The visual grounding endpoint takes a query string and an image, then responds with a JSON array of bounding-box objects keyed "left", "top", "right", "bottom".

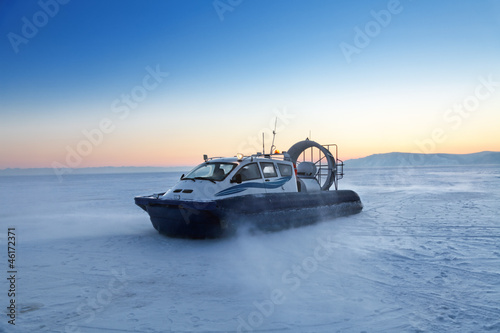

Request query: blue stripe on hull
[{"left": 214, "top": 176, "right": 291, "bottom": 197}]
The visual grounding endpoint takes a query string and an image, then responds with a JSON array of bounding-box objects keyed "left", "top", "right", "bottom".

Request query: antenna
[
  {"left": 262, "top": 132, "right": 265, "bottom": 154},
  {"left": 270, "top": 117, "right": 277, "bottom": 154}
]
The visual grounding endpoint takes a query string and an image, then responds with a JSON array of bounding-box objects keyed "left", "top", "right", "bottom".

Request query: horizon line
[{"left": 2, "top": 150, "right": 499, "bottom": 171}]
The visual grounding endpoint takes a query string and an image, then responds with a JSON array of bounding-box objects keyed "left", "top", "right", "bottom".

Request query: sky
[{"left": 1, "top": 0, "right": 499, "bottom": 169}]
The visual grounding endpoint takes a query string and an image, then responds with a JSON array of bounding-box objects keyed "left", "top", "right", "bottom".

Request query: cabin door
[{"left": 259, "top": 162, "right": 286, "bottom": 194}]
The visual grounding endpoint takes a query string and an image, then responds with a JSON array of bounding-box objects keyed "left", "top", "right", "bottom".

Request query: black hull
[{"left": 135, "top": 190, "right": 363, "bottom": 239}]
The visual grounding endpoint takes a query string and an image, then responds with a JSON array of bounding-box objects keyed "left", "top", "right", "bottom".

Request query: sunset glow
[{"left": 1, "top": 0, "right": 499, "bottom": 170}]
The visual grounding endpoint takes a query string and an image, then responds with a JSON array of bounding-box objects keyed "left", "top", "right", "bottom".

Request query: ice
[{"left": 1, "top": 166, "right": 499, "bottom": 332}]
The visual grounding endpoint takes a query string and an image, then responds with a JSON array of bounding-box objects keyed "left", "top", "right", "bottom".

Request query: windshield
[{"left": 183, "top": 162, "right": 237, "bottom": 181}]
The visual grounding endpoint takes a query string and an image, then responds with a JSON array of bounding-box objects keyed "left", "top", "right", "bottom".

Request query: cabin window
[
  {"left": 236, "top": 163, "right": 262, "bottom": 181},
  {"left": 277, "top": 163, "right": 293, "bottom": 177},
  {"left": 260, "top": 162, "right": 278, "bottom": 178}
]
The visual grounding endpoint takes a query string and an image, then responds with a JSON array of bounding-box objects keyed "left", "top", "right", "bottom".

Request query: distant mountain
[{"left": 345, "top": 151, "right": 500, "bottom": 168}]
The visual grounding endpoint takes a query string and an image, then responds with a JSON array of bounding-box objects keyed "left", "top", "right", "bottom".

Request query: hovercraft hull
[{"left": 135, "top": 190, "right": 362, "bottom": 238}]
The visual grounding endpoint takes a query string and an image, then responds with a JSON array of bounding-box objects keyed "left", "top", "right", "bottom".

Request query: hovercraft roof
[{"left": 206, "top": 152, "right": 292, "bottom": 164}]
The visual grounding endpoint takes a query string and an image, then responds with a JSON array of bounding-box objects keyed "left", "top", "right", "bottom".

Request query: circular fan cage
[{"left": 287, "top": 140, "right": 343, "bottom": 191}]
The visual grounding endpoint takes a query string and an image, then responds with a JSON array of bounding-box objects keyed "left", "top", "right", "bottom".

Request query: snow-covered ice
[{"left": 1, "top": 166, "right": 499, "bottom": 332}]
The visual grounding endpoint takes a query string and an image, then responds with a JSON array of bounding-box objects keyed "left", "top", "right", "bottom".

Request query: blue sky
[{"left": 1, "top": 0, "right": 499, "bottom": 168}]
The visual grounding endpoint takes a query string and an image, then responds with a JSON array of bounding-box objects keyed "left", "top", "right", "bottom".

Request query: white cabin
[{"left": 161, "top": 152, "right": 308, "bottom": 202}]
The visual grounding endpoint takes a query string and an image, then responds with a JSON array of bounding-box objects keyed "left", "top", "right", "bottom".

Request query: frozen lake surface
[{"left": 1, "top": 166, "right": 499, "bottom": 332}]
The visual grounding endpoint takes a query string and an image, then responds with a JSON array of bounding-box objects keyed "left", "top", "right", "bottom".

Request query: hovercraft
[{"left": 135, "top": 139, "right": 362, "bottom": 238}]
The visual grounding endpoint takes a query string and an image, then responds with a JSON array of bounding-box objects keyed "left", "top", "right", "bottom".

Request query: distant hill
[{"left": 345, "top": 151, "right": 500, "bottom": 168}]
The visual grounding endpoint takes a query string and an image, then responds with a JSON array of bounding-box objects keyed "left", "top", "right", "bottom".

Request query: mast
[{"left": 269, "top": 117, "right": 277, "bottom": 154}]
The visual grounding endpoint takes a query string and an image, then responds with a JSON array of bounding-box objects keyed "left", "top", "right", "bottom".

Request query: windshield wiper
[
  {"left": 194, "top": 177, "right": 216, "bottom": 184},
  {"left": 181, "top": 177, "right": 196, "bottom": 182}
]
